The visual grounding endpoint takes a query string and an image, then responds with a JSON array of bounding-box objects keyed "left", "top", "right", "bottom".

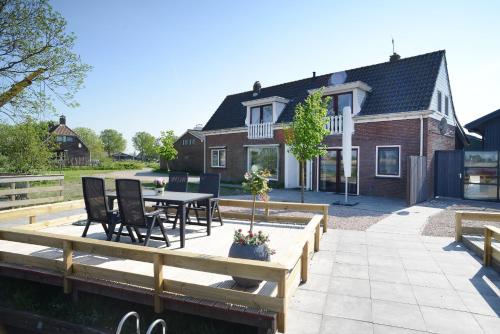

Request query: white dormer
[
  {"left": 308, "top": 81, "right": 372, "bottom": 116},
  {"left": 429, "top": 57, "right": 456, "bottom": 126},
  {"left": 242, "top": 96, "right": 290, "bottom": 126}
]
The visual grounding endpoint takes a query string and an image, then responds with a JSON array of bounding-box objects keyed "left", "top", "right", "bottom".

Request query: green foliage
[
  {"left": 242, "top": 167, "right": 271, "bottom": 232},
  {"left": 99, "top": 129, "right": 126, "bottom": 157},
  {"left": 0, "top": 0, "right": 91, "bottom": 121},
  {"left": 132, "top": 131, "right": 158, "bottom": 161},
  {"left": 157, "top": 130, "right": 177, "bottom": 171},
  {"left": 73, "top": 127, "right": 105, "bottom": 161},
  {"left": 0, "top": 119, "right": 55, "bottom": 173}
]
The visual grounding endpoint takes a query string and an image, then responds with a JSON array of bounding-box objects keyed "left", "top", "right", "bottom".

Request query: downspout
[
  {"left": 420, "top": 115, "right": 424, "bottom": 156},
  {"left": 203, "top": 138, "right": 206, "bottom": 173}
]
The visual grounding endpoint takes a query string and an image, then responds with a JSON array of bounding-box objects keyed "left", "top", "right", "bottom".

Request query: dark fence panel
[
  {"left": 407, "top": 156, "right": 427, "bottom": 206},
  {"left": 434, "top": 150, "right": 463, "bottom": 198}
]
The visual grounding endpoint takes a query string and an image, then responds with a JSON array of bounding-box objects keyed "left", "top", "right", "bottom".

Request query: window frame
[
  {"left": 437, "top": 91, "right": 442, "bottom": 112},
  {"left": 375, "top": 145, "right": 401, "bottom": 178},
  {"left": 325, "top": 92, "right": 353, "bottom": 116},
  {"left": 250, "top": 104, "right": 273, "bottom": 124},
  {"left": 444, "top": 96, "right": 449, "bottom": 116},
  {"left": 211, "top": 148, "right": 226, "bottom": 168},
  {"left": 246, "top": 145, "right": 279, "bottom": 181}
]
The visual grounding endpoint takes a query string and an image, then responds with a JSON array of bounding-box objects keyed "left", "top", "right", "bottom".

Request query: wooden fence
[
  {"left": 0, "top": 199, "right": 328, "bottom": 333},
  {"left": 407, "top": 156, "right": 427, "bottom": 206},
  {"left": 0, "top": 175, "right": 64, "bottom": 210}
]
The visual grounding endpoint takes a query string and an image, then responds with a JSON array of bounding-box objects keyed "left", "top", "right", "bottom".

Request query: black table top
[{"left": 106, "top": 190, "right": 212, "bottom": 204}]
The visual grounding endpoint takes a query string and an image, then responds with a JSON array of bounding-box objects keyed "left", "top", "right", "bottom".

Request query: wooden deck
[{"left": 0, "top": 199, "right": 329, "bottom": 333}]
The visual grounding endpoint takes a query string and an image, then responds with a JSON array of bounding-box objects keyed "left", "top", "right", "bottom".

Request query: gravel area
[{"left": 422, "top": 198, "right": 500, "bottom": 237}]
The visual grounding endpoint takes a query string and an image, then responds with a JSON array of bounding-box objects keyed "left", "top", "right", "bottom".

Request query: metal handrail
[
  {"left": 146, "top": 319, "right": 167, "bottom": 334},
  {"left": 116, "top": 311, "right": 140, "bottom": 334}
]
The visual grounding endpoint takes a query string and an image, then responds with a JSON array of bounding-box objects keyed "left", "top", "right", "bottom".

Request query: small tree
[
  {"left": 99, "top": 129, "right": 126, "bottom": 157},
  {"left": 285, "top": 90, "right": 330, "bottom": 203},
  {"left": 74, "top": 127, "right": 105, "bottom": 161},
  {"left": 242, "top": 167, "right": 271, "bottom": 232},
  {"left": 132, "top": 131, "right": 157, "bottom": 161},
  {"left": 157, "top": 130, "right": 177, "bottom": 171}
]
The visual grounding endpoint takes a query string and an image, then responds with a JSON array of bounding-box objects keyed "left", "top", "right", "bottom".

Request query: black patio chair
[
  {"left": 115, "top": 179, "right": 170, "bottom": 247},
  {"left": 186, "top": 173, "right": 223, "bottom": 227},
  {"left": 153, "top": 172, "right": 189, "bottom": 227},
  {"left": 81, "top": 177, "right": 136, "bottom": 242}
]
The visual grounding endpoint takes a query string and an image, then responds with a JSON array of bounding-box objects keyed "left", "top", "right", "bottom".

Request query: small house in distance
[
  {"left": 465, "top": 108, "right": 500, "bottom": 150},
  {"left": 50, "top": 115, "right": 90, "bottom": 166},
  {"left": 161, "top": 126, "right": 205, "bottom": 173}
]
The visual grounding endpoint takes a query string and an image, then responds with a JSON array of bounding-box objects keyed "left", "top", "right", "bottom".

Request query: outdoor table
[{"left": 106, "top": 190, "right": 213, "bottom": 248}]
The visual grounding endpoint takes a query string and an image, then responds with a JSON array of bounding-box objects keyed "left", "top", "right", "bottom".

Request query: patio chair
[
  {"left": 115, "top": 178, "right": 170, "bottom": 247},
  {"left": 186, "top": 173, "right": 223, "bottom": 227},
  {"left": 81, "top": 177, "right": 136, "bottom": 242},
  {"left": 153, "top": 172, "right": 188, "bottom": 227}
]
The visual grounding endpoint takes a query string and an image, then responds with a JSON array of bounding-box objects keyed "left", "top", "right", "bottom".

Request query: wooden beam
[
  {"left": 322, "top": 205, "right": 329, "bottom": 232},
  {"left": 154, "top": 254, "right": 164, "bottom": 313},
  {"left": 301, "top": 242, "right": 309, "bottom": 283},
  {"left": 0, "top": 174, "right": 63, "bottom": 184},
  {"left": 0, "top": 200, "right": 84, "bottom": 221},
  {"left": 219, "top": 199, "right": 328, "bottom": 212},
  {"left": 221, "top": 211, "right": 310, "bottom": 224},
  {"left": 72, "top": 263, "right": 153, "bottom": 288},
  {"left": 16, "top": 214, "right": 87, "bottom": 231},
  {"left": 0, "top": 251, "right": 63, "bottom": 272},
  {"left": 62, "top": 241, "right": 73, "bottom": 294},
  {"left": 0, "top": 185, "right": 64, "bottom": 197},
  {"left": 276, "top": 272, "right": 287, "bottom": 333},
  {"left": 457, "top": 211, "right": 500, "bottom": 223},
  {"left": 0, "top": 196, "right": 64, "bottom": 210}
]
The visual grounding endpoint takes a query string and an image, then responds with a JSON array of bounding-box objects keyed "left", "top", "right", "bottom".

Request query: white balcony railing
[
  {"left": 326, "top": 115, "right": 343, "bottom": 135},
  {"left": 248, "top": 122, "right": 274, "bottom": 139}
]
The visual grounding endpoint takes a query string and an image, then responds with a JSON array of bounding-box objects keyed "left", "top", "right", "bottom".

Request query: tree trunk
[
  {"left": 300, "top": 161, "right": 305, "bottom": 203},
  {"left": 250, "top": 194, "right": 256, "bottom": 232}
]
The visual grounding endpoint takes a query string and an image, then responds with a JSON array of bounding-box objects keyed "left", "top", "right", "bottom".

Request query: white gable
[{"left": 429, "top": 57, "right": 455, "bottom": 126}]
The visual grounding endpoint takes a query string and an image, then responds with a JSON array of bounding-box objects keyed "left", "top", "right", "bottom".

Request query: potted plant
[
  {"left": 228, "top": 167, "right": 274, "bottom": 288},
  {"left": 153, "top": 178, "right": 166, "bottom": 195}
]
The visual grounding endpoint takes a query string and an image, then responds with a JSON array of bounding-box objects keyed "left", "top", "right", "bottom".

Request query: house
[
  {"left": 465, "top": 108, "right": 500, "bottom": 150},
  {"left": 202, "top": 50, "right": 468, "bottom": 199},
  {"left": 112, "top": 152, "right": 136, "bottom": 161},
  {"left": 50, "top": 115, "right": 90, "bottom": 166},
  {"left": 161, "top": 127, "right": 205, "bottom": 173}
]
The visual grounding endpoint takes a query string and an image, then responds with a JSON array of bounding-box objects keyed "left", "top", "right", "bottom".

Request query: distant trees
[
  {"left": 74, "top": 127, "right": 105, "bottom": 161},
  {"left": 157, "top": 130, "right": 177, "bottom": 171},
  {"left": 100, "top": 129, "right": 126, "bottom": 157},
  {"left": 132, "top": 131, "right": 158, "bottom": 161}
]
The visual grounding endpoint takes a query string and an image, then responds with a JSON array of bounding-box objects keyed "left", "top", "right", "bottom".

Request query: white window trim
[
  {"left": 211, "top": 148, "right": 226, "bottom": 168},
  {"left": 375, "top": 145, "right": 401, "bottom": 178},
  {"left": 247, "top": 146, "right": 279, "bottom": 181}
]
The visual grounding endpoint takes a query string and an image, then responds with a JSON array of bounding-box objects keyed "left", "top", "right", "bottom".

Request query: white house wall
[
  {"left": 429, "top": 57, "right": 456, "bottom": 126},
  {"left": 284, "top": 145, "right": 300, "bottom": 188}
]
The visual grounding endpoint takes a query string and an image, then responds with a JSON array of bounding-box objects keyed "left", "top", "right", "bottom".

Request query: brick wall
[{"left": 161, "top": 132, "right": 204, "bottom": 173}]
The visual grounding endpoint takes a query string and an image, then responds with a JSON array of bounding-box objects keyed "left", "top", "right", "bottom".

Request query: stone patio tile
[
  {"left": 319, "top": 240, "right": 337, "bottom": 252},
  {"left": 367, "top": 245, "right": 400, "bottom": 258},
  {"left": 310, "top": 259, "right": 335, "bottom": 276},
  {"left": 373, "top": 324, "right": 427, "bottom": 334},
  {"left": 289, "top": 289, "right": 327, "bottom": 314},
  {"left": 402, "top": 257, "right": 441, "bottom": 273},
  {"left": 420, "top": 306, "right": 483, "bottom": 334},
  {"left": 473, "top": 314, "right": 500, "bottom": 334},
  {"left": 394, "top": 241, "right": 427, "bottom": 250},
  {"left": 370, "top": 281, "right": 416, "bottom": 304},
  {"left": 299, "top": 273, "right": 330, "bottom": 293},
  {"left": 329, "top": 276, "right": 371, "bottom": 298},
  {"left": 446, "top": 274, "right": 500, "bottom": 296},
  {"left": 332, "top": 263, "right": 369, "bottom": 280},
  {"left": 369, "top": 266, "right": 409, "bottom": 284},
  {"left": 412, "top": 285, "right": 467, "bottom": 311},
  {"left": 337, "top": 242, "right": 368, "bottom": 255},
  {"left": 371, "top": 300, "right": 426, "bottom": 331},
  {"left": 323, "top": 294, "right": 372, "bottom": 322},
  {"left": 368, "top": 255, "right": 404, "bottom": 268},
  {"left": 458, "top": 291, "right": 500, "bottom": 316},
  {"left": 406, "top": 270, "right": 453, "bottom": 290},
  {"left": 438, "top": 262, "right": 482, "bottom": 276},
  {"left": 320, "top": 316, "right": 373, "bottom": 334},
  {"left": 313, "top": 250, "right": 336, "bottom": 262},
  {"left": 335, "top": 251, "right": 368, "bottom": 266},
  {"left": 397, "top": 248, "right": 431, "bottom": 259},
  {"left": 286, "top": 309, "right": 322, "bottom": 334}
]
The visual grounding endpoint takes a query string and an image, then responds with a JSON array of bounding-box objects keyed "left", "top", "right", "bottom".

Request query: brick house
[
  {"left": 202, "top": 50, "right": 467, "bottom": 199},
  {"left": 50, "top": 115, "right": 90, "bottom": 166},
  {"left": 161, "top": 128, "right": 205, "bottom": 173}
]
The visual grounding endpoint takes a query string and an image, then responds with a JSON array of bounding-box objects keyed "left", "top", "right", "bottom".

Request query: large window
[
  {"left": 326, "top": 92, "right": 353, "bottom": 116},
  {"left": 464, "top": 151, "right": 498, "bottom": 200},
  {"left": 247, "top": 146, "right": 279, "bottom": 180},
  {"left": 376, "top": 146, "right": 401, "bottom": 177},
  {"left": 56, "top": 135, "right": 74, "bottom": 143},
  {"left": 211, "top": 149, "right": 226, "bottom": 168},
  {"left": 250, "top": 105, "right": 273, "bottom": 124}
]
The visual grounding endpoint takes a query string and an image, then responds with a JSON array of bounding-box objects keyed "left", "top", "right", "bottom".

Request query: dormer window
[
  {"left": 326, "top": 92, "right": 353, "bottom": 116},
  {"left": 250, "top": 104, "right": 273, "bottom": 124}
]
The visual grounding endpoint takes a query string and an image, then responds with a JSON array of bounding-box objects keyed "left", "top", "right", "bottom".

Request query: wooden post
[
  {"left": 10, "top": 182, "right": 15, "bottom": 202},
  {"left": 62, "top": 241, "right": 73, "bottom": 294},
  {"left": 277, "top": 273, "right": 287, "bottom": 333},
  {"left": 455, "top": 212, "right": 463, "bottom": 242},
  {"left": 301, "top": 242, "right": 309, "bottom": 283},
  {"left": 153, "top": 254, "right": 164, "bottom": 313},
  {"left": 59, "top": 177, "right": 64, "bottom": 198},
  {"left": 29, "top": 216, "right": 36, "bottom": 224},
  {"left": 322, "top": 205, "right": 328, "bottom": 232},
  {"left": 314, "top": 224, "right": 320, "bottom": 252},
  {"left": 484, "top": 228, "right": 492, "bottom": 266}
]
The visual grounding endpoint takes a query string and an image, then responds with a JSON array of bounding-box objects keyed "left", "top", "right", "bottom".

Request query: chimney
[
  {"left": 312, "top": 71, "right": 316, "bottom": 80},
  {"left": 59, "top": 115, "right": 66, "bottom": 125},
  {"left": 389, "top": 52, "right": 401, "bottom": 62},
  {"left": 252, "top": 81, "right": 261, "bottom": 97}
]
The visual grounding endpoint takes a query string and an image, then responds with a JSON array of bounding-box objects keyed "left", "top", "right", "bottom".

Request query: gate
[
  {"left": 435, "top": 150, "right": 463, "bottom": 198},
  {"left": 407, "top": 156, "right": 427, "bottom": 206}
]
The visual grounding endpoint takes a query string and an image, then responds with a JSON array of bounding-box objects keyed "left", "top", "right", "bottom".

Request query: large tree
[
  {"left": 285, "top": 90, "right": 330, "bottom": 203},
  {"left": 73, "top": 127, "right": 105, "bottom": 161},
  {"left": 0, "top": 0, "right": 91, "bottom": 121},
  {"left": 132, "top": 131, "right": 158, "bottom": 161},
  {"left": 99, "top": 129, "right": 126, "bottom": 157},
  {"left": 157, "top": 130, "right": 177, "bottom": 171}
]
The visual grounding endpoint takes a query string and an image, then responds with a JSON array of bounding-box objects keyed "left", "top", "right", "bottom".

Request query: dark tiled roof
[
  {"left": 203, "top": 50, "right": 445, "bottom": 131},
  {"left": 50, "top": 124, "right": 79, "bottom": 137},
  {"left": 465, "top": 108, "right": 500, "bottom": 134}
]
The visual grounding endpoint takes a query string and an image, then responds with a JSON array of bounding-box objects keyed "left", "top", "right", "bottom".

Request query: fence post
[
  {"left": 277, "top": 272, "right": 287, "bottom": 333},
  {"left": 62, "top": 241, "right": 73, "bottom": 294},
  {"left": 455, "top": 212, "right": 463, "bottom": 242},
  {"left": 59, "top": 176, "right": 64, "bottom": 198},
  {"left": 314, "top": 224, "right": 320, "bottom": 252},
  {"left": 301, "top": 242, "right": 309, "bottom": 283},
  {"left": 153, "top": 254, "right": 164, "bottom": 313},
  {"left": 29, "top": 216, "right": 36, "bottom": 224},
  {"left": 484, "top": 228, "right": 492, "bottom": 266},
  {"left": 322, "top": 205, "right": 328, "bottom": 232},
  {"left": 10, "top": 182, "right": 15, "bottom": 202}
]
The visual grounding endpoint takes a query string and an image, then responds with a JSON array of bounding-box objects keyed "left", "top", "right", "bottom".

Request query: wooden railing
[
  {"left": 484, "top": 225, "right": 500, "bottom": 266},
  {"left": 0, "top": 199, "right": 326, "bottom": 333},
  {"left": 0, "top": 175, "right": 64, "bottom": 210},
  {"left": 248, "top": 122, "right": 274, "bottom": 139},
  {"left": 0, "top": 199, "right": 83, "bottom": 225},
  {"left": 325, "top": 115, "right": 343, "bottom": 135}
]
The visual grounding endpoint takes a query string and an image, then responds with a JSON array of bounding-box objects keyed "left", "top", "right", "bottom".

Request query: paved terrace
[{"left": 288, "top": 204, "right": 500, "bottom": 334}]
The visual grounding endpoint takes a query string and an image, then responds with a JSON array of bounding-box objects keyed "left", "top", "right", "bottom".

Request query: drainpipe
[
  {"left": 203, "top": 139, "right": 206, "bottom": 173},
  {"left": 420, "top": 115, "right": 424, "bottom": 156}
]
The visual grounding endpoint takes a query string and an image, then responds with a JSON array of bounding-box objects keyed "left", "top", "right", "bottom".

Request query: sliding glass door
[
  {"left": 319, "top": 148, "right": 358, "bottom": 194},
  {"left": 463, "top": 151, "right": 499, "bottom": 201}
]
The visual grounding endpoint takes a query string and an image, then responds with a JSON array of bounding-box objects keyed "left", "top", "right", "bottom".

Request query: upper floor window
[
  {"left": 182, "top": 138, "right": 196, "bottom": 146},
  {"left": 326, "top": 92, "right": 353, "bottom": 116},
  {"left": 56, "top": 135, "right": 74, "bottom": 143},
  {"left": 444, "top": 96, "right": 449, "bottom": 116},
  {"left": 437, "top": 91, "right": 442, "bottom": 112},
  {"left": 250, "top": 104, "right": 273, "bottom": 124}
]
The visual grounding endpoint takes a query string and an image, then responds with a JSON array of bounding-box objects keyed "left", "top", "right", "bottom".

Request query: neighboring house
[
  {"left": 203, "top": 50, "right": 468, "bottom": 199},
  {"left": 50, "top": 115, "right": 90, "bottom": 166},
  {"left": 112, "top": 152, "right": 136, "bottom": 161},
  {"left": 465, "top": 108, "right": 500, "bottom": 150},
  {"left": 161, "top": 128, "right": 205, "bottom": 173}
]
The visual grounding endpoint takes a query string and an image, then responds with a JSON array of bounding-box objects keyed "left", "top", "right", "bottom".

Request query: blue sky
[{"left": 51, "top": 0, "right": 500, "bottom": 153}]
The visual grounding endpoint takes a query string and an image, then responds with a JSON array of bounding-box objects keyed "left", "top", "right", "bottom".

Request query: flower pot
[
  {"left": 155, "top": 188, "right": 164, "bottom": 195},
  {"left": 228, "top": 243, "right": 271, "bottom": 288}
]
